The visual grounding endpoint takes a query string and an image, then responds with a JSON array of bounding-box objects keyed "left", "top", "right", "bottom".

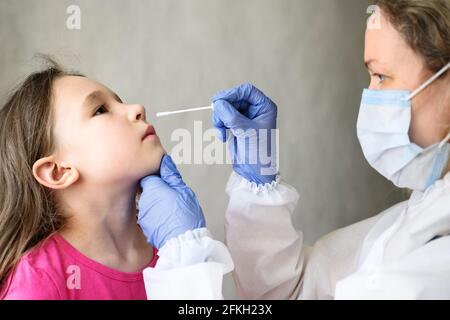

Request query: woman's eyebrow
[
  {"left": 364, "top": 59, "right": 379, "bottom": 71},
  {"left": 364, "top": 59, "right": 391, "bottom": 74}
]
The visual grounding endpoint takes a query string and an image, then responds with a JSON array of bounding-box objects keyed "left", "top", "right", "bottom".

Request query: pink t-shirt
[{"left": 0, "top": 233, "right": 158, "bottom": 300}]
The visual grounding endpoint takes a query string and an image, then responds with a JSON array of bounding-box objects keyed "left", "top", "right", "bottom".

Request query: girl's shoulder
[{"left": 0, "top": 234, "right": 67, "bottom": 300}]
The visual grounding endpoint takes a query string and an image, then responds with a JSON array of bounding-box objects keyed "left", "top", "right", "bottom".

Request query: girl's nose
[{"left": 129, "top": 104, "right": 146, "bottom": 122}]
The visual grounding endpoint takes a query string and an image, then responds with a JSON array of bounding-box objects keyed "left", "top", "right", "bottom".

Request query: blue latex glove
[
  {"left": 212, "top": 83, "right": 278, "bottom": 185},
  {"left": 138, "top": 154, "right": 206, "bottom": 249}
]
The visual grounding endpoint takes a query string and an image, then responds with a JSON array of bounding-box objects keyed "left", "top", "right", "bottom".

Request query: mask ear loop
[
  {"left": 439, "top": 132, "right": 450, "bottom": 149},
  {"left": 402, "top": 62, "right": 450, "bottom": 101}
]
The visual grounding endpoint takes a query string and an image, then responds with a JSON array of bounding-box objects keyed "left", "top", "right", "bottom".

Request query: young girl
[{"left": 0, "top": 58, "right": 166, "bottom": 299}]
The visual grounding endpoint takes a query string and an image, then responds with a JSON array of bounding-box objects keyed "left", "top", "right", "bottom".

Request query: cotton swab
[{"left": 156, "top": 105, "right": 213, "bottom": 118}]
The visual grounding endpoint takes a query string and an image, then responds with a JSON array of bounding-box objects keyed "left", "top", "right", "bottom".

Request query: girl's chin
[
  {"left": 155, "top": 147, "right": 166, "bottom": 167},
  {"left": 142, "top": 152, "right": 165, "bottom": 177}
]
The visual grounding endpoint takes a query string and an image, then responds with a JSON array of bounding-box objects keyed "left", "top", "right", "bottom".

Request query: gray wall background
[{"left": 0, "top": 0, "right": 408, "bottom": 299}]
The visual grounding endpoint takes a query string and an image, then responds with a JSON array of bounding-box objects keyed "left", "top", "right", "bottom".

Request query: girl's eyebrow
[
  {"left": 112, "top": 92, "right": 123, "bottom": 103},
  {"left": 82, "top": 90, "right": 122, "bottom": 108},
  {"left": 82, "top": 91, "right": 101, "bottom": 108}
]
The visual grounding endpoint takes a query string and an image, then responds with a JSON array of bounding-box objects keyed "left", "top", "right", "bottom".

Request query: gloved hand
[
  {"left": 212, "top": 83, "right": 279, "bottom": 185},
  {"left": 138, "top": 154, "right": 206, "bottom": 249}
]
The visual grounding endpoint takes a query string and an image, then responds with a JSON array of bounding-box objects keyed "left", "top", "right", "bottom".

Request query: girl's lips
[{"left": 142, "top": 125, "right": 157, "bottom": 140}]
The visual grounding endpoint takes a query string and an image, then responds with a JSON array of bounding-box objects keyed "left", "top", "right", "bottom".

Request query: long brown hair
[{"left": 0, "top": 57, "right": 82, "bottom": 285}]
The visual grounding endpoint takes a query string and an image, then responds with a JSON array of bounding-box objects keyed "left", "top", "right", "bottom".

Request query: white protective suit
[
  {"left": 225, "top": 171, "right": 450, "bottom": 299},
  {"left": 142, "top": 171, "right": 450, "bottom": 300}
]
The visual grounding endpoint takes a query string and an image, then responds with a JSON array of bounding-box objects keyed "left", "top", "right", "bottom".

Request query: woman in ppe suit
[
  {"left": 211, "top": 0, "right": 450, "bottom": 299},
  {"left": 137, "top": 0, "right": 450, "bottom": 300}
]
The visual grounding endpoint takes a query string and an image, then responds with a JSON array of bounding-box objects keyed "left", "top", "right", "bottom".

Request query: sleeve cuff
[
  {"left": 154, "top": 228, "right": 234, "bottom": 273},
  {"left": 225, "top": 171, "right": 300, "bottom": 207},
  {"left": 142, "top": 228, "right": 234, "bottom": 300}
]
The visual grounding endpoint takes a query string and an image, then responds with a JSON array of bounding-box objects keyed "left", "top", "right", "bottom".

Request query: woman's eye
[
  {"left": 374, "top": 73, "right": 386, "bottom": 84},
  {"left": 93, "top": 105, "right": 108, "bottom": 116}
]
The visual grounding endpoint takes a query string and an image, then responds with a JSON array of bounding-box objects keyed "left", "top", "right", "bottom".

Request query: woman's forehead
[{"left": 364, "top": 16, "right": 421, "bottom": 73}]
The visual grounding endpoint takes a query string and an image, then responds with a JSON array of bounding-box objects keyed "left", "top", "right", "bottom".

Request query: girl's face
[
  {"left": 364, "top": 11, "right": 450, "bottom": 148},
  {"left": 51, "top": 76, "right": 165, "bottom": 186}
]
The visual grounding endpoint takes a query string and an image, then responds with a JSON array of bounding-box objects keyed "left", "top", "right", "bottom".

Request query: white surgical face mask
[{"left": 357, "top": 62, "right": 450, "bottom": 191}]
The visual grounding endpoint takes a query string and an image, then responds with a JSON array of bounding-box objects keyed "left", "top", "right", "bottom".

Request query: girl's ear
[{"left": 32, "top": 156, "right": 79, "bottom": 190}]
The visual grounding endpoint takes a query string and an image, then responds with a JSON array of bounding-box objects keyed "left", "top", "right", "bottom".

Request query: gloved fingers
[
  {"left": 177, "top": 189, "right": 207, "bottom": 229},
  {"left": 139, "top": 175, "right": 166, "bottom": 190},
  {"left": 159, "top": 154, "right": 186, "bottom": 189},
  {"left": 212, "top": 83, "right": 265, "bottom": 104},
  {"left": 138, "top": 176, "right": 170, "bottom": 213},
  {"left": 144, "top": 210, "right": 175, "bottom": 249},
  {"left": 212, "top": 99, "right": 250, "bottom": 132},
  {"left": 212, "top": 110, "right": 228, "bottom": 142},
  {"left": 213, "top": 83, "right": 275, "bottom": 120}
]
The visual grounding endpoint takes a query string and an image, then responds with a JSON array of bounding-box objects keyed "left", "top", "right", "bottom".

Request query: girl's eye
[{"left": 93, "top": 105, "right": 108, "bottom": 116}]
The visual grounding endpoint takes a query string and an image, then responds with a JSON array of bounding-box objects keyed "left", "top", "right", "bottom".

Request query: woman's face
[
  {"left": 51, "top": 76, "right": 165, "bottom": 186},
  {"left": 364, "top": 10, "right": 450, "bottom": 148}
]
